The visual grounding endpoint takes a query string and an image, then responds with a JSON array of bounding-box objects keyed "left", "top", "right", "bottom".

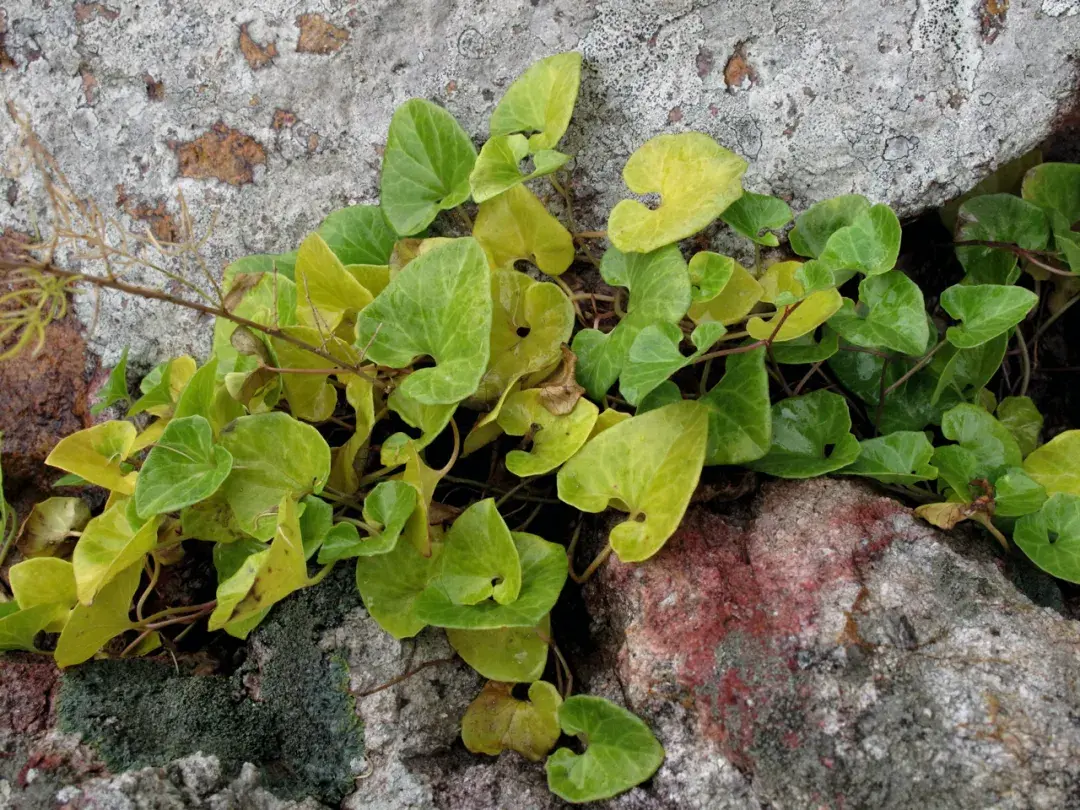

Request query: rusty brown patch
[
  {"left": 73, "top": 2, "right": 119, "bottom": 23},
  {"left": 668, "top": 106, "right": 684, "bottom": 124},
  {"left": 0, "top": 10, "right": 15, "bottom": 72},
  {"left": 295, "top": 13, "right": 349, "bottom": 55},
  {"left": 724, "top": 42, "right": 758, "bottom": 91},
  {"left": 239, "top": 22, "right": 277, "bottom": 70},
  {"left": 0, "top": 656, "right": 59, "bottom": 736},
  {"left": 114, "top": 184, "right": 179, "bottom": 243},
  {"left": 170, "top": 121, "right": 267, "bottom": 186},
  {"left": 144, "top": 73, "right": 164, "bottom": 101},
  {"left": 696, "top": 46, "right": 714, "bottom": 79},
  {"left": 78, "top": 65, "right": 98, "bottom": 106},
  {"left": 271, "top": 108, "right": 297, "bottom": 129},
  {"left": 979, "top": 0, "right": 1008, "bottom": 44}
]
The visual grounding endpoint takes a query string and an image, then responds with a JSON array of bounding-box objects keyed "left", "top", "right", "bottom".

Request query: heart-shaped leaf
[
  {"left": 687, "top": 252, "right": 734, "bottom": 303},
  {"left": 0, "top": 603, "right": 70, "bottom": 653},
  {"left": 814, "top": 203, "right": 901, "bottom": 277},
  {"left": 129, "top": 356, "right": 197, "bottom": 418},
  {"left": 473, "top": 184, "right": 575, "bottom": 278},
  {"left": 489, "top": 52, "right": 582, "bottom": 152},
  {"left": 9, "top": 557, "right": 77, "bottom": 632},
  {"left": 789, "top": 195, "right": 871, "bottom": 258},
  {"left": 355, "top": 530, "right": 443, "bottom": 639},
  {"left": 546, "top": 696, "right": 664, "bottom": 803},
  {"left": 996, "top": 396, "right": 1043, "bottom": 457},
  {"left": 316, "top": 204, "right": 396, "bottom": 266},
  {"left": 91, "top": 346, "right": 130, "bottom": 415},
  {"left": 955, "top": 194, "right": 1049, "bottom": 284},
  {"left": 134, "top": 416, "right": 233, "bottom": 518},
  {"left": 463, "top": 680, "right": 562, "bottom": 762},
  {"left": 45, "top": 421, "right": 138, "bottom": 495},
  {"left": 930, "top": 334, "right": 1007, "bottom": 406},
  {"left": 747, "top": 390, "right": 861, "bottom": 478},
  {"left": 608, "top": 133, "right": 747, "bottom": 253},
  {"left": 636, "top": 381, "right": 682, "bottom": 413},
  {"left": 770, "top": 328, "right": 839, "bottom": 364},
  {"left": 379, "top": 99, "right": 477, "bottom": 236},
  {"left": 700, "top": 347, "right": 771, "bottom": 466},
  {"left": 356, "top": 238, "right": 492, "bottom": 405},
  {"left": 497, "top": 389, "right": 599, "bottom": 477},
  {"left": 827, "top": 271, "right": 929, "bottom": 355},
  {"left": 472, "top": 267, "right": 574, "bottom": 404},
  {"left": 940, "top": 284, "right": 1038, "bottom": 348},
  {"left": 16, "top": 497, "right": 90, "bottom": 558},
  {"left": 414, "top": 531, "right": 566, "bottom": 629},
  {"left": 427, "top": 498, "right": 521, "bottom": 606},
  {"left": 932, "top": 404, "right": 1022, "bottom": 499},
  {"left": 618, "top": 322, "right": 723, "bottom": 407},
  {"left": 993, "top": 467, "right": 1047, "bottom": 518},
  {"left": 73, "top": 504, "right": 161, "bottom": 605},
  {"left": 470, "top": 134, "right": 570, "bottom": 202},
  {"left": 380, "top": 388, "right": 456, "bottom": 466},
  {"left": 294, "top": 232, "right": 374, "bottom": 332},
  {"left": 1024, "top": 430, "right": 1080, "bottom": 496},
  {"left": 271, "top": 328, "right": 362, "bottom": 423},
  {"left": 1022, "top": 163, "right": 1080, "bottom": 229},
  {"left": 721, "top": 191, "right": 792, "bottom": 247},
  {"left": 841, "top": 432, "right": 937, "bottom": 485},
  {"left": 219, "top": 412, "right": 331, "bottom": 539},
  {"left": 208, "top": 496, "right": 309, "bottom": 632},
  {"left": 688, "top": 261, "right": 763, "bottom": 326},
  {"left": 1014, "top": 493, "right": 1080, "bottom": 583},
  {"left": 446, "top": 615, "right": 550, "bottom": 683},
  {"left": 396, "top": 439, "right": 446, "bottom": 557},
  {"left": 557, "top": 400, "right": 707, "bottom": 562},
  {"left": 173, "top": 358, "right": 244, "bottom": 435},
  {"left": 746, "top": 262, "right": 842, "bottom": 343},
  {"left": 317, "top": 480, "right": 418, "bottom": 562},
  {"left": 55, "top": 561, "right": 140, "bottom": 667}
]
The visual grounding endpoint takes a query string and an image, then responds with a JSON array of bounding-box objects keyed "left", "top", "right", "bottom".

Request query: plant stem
[
  {"left": 569, "top": 543, "right": 612, "bottom": 585},
  {"left": 357, "top": 655, "right": 459, "bottom": 698},
  {"left": 882, "top": 338, "right": 947, "bottom": 398},
  {"left": 1015, "top": 328, "right": 1032, "bottom": 397},
  {"left": 1034, "top": 293, "right": 1080, "bottom": 341}
]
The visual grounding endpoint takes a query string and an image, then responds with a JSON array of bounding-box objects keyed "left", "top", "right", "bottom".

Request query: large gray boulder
[{"left": 0, "top": 0, "right": 1078, "bottom": 365}]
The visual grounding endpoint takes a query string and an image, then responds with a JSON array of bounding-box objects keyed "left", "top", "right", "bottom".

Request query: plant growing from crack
[{"left": 3, "top": 51, "right": 1080, "bottom": 804}]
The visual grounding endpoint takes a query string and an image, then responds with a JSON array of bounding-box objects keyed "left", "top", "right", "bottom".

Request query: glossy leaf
[
  {"left": 955, "top": 194, "right": 1049, "bottom": 284},
  {"left": 688, "top": 252, "right": 734, "bottom": 303},
  {"left": 993, "top": 467, "right": 1047, "bottom": 518},
  {"left": 688, "top": 261, "right": 763, "bottom": 326},
  {"left": 173, "top": 357, "right": 243, "bottom": 434},
  {"left": 298, "top": 495, "right": 333, "bottom": 560},
  {"left": 546, "top": 696, "right": 664, "bottom": 804},
  {"left": 470, "top": 134, "right": 570, "bottom": 202},
  {"left": 381, "top": 388, "right": 456, "bottom": 466},
  {"left": 316, "top": 204, "right": 396, "bottom": 266},
  {"left": 940, "top": 284, "right": 1038, "bottom": 348},
  {"left": 497, "top": 389, "right": 599, "bottom": 476},
  {"left": 473, "top": 184, "right": 575, "bottom": 278},
  {"left": 996, "top": 396, "right": 1043, "bottom": 457},
  {"left": 208, "top": 496, "right": 309, "bottom": 632},
  {"left": 589, "top": 408, "right": 631, "bottom": 438},
  {"left": 219, "top": 412, "right": 331, "bottom": 539},
  {"left": 329, "top": 373, "right": 376, "bottom": 494},
  {"left": 91, "top": 346, "right": 130, "bottom": 415},
  {"left": 700, "top": 347, "right": 771, "bottom": 466},
  {"left": 10, "top": 557, "right": 77, "bottom": 631},
  {"left": 355, "top": 530, "right": 442, "bottom": 639},
  {"left": 747, "top": 282, "right": 843, "bottom": 344},
  {"left": 490, "top": 51, "right": 582, "bottom": 151},
  {"left": 1024, "top": 431, "right": 1080, "bottom": 496},
  {"left": 933, "top": 404, "right": 1022, "bottom": 498},
  {"left": 356, "top": 238, "right": 491, "bottom": 405},
  {"left": 721, "top": 191, "right": 792, "bottom": 247},
  {"left": 841, "top": 432, "right": 937, "bottom": 485},
  {"left": 73, "top": 505, "right": 160, "bottom": 605},
  {"left": 463, "top": 680, "right": 562, "bottom": 762},
  {"left": 609, "top": 133, "right": 747, "bottom": 253},
  {"left": 557, "top": 401, "right": 707, "bottom": 562},
  {"left": 828, "top": 271, "right": 929, "bottom": 355},
  {"left": 45, "top": 421, "right": 138, "bottom": 495},
  {"left": 1022, "top": 163, "right": 1080, "bottom": 229},
  {"left": 317, "top": 480, "right": 417, "bottom": 562},
  {"left": 1014, "top": 493, "right": 1080, "bottom": 583},
  {"left": 17, "top": 497, "right": 90, "bottom": 558},
  {"left": 447, "top": 615, "right": 550, "bottom": 683},
  {"left": 474, "top": 267, "right": 574, "bottom": 404},
  {"left": 134, "top": 416, "right": 233, "bottom": 518},
  {"left": 380, "top": 99, "right": 477, "bottom": 236},
  {"left": 55, "top": 562, "right": 140, "bottom": 667},
  {"left": 414, "top": 531, "right": 566, "bottom": 629},
  {"left": 294, "top": 232, "right": 373, "bottom": 332},
  {"left": 747, "top": 390, "right": 861, "bottom": 478},
  {"left": 213, "top": 272, "right": 296, "bottom": 380}
]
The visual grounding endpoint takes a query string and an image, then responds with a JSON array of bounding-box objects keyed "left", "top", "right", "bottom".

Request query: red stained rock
[{"left": 0, "top": 655, "right": 59, "bottom": 735}]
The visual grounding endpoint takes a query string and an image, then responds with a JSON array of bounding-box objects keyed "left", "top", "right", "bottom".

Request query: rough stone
[
  {"left": 578, "top": 478, "right": 1080, "bottom": 809},
  {"left": 0, "top": 1, "right": 1075, "bottom": 366}
]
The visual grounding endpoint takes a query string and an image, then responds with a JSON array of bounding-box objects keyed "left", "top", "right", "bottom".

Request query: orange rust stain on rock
[
  {"left": 73, "top": 2, "right": 120, "bottom": 23},
  {"left": 171, "top": 122, "right": 266, "bottom": 186},
  {"left": 115, "top": 184, "right": 179, "bottom": 243},
  {"left": 980, "top": 0, "right": 1008, "bottom": 43},
  {"left": 0, "top": 10, "right": 16, "bottom": 71},
  {"left": 295, "top": 13, "right": 349, "bottom": 55},
  {"left": 724, "top": 42, "right": 758, "bottom": 91},
  {"left": 239, "top": 22, "right": 278, "bottom": 70}
]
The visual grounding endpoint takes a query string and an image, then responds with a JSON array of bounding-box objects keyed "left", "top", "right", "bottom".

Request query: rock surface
[{"left": 0, "top": 0, "right": 1077, "bottom": 365}]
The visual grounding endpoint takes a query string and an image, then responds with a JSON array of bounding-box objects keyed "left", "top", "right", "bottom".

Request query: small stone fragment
[{"left": 143, "top": 73, "right": 164, "bottom": 101}]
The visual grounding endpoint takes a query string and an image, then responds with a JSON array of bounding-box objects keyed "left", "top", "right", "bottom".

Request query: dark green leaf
[
  {"left": 747, "top": 390, "right": 861, "bottom": 478},
  {"left": 940, "top": 284, "right": 1038, "bottom": 348},
  {"left": 1014, "top": 493, "right": 1080, "bottom": 583},
  {"left": 721, "top": 191, "right": 792, "bottom": 247},
  {"left": 701, "top": 347, "right": 771, "bottom": 466}
]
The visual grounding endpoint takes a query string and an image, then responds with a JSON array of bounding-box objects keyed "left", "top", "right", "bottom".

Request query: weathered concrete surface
[{"left": 0, "top": 1, "right": 1077, "bottom": 366}]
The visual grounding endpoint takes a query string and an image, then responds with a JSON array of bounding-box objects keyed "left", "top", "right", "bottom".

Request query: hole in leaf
[
  {"left": 1047, "top": 531, "right": 1059, "bottom": 545},
  {"left": 633, "top": 512, "right": 647, "bottom": 523},
  {"left": 822, "top": 443, "right": 835, "bottom": 457},
  {"left": 637, "top": 191, "right": 662, "bottom": 211},
  {"left": 516, "top": 325, "right": 531, "bottom": 338}
]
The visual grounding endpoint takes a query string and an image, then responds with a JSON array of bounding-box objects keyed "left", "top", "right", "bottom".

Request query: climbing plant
[{"left": 2, "top": 52, "right": 1080, "bottom": 804}]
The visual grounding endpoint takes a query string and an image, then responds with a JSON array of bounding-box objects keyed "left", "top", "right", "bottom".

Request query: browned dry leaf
[{"left": 537, "top": 345, "right": 585, "bottom": 416}]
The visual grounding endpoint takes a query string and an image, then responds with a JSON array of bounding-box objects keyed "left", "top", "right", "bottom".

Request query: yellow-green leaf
[
  {"left": 294, "top": 232, "right": 374, "bottom": 332},
  {"left": 129, "top": 356, "right": 197, "bottom": 418},
  {"left": 489, "top": 52, "right": 582, "bottom": 152},
  {"left": 355, "top": 533, "right": 443, "bottom": 639},
  {"left": 432, "top": 499, "right": 521, "bottom": 606},
  {"left": 462, "top": 680, "right": 562, "bottom": 762},
  {"left": 271, "top": 328, "right": 362, "bottom": 423},
  {"left": 1024, "top": 430, "right": 1080, "bottom": 496},
  {"left": 45, "top": 421, "right": 138, "bottom": 495},
  {"left": 497, "top": 389, "right": 598, "bottom": 477},
  {"left": 688, "top": 261, "right": 763, "bottom": 326},
  {"left": 608, "top": 133, "right": 747, "bottom": 254},
  {"left": 9, "top": 557, "right": 77, "bottom": 632},
  {"left": 557, "top": 400, "right": 707, "bottom": 562},
  {"left": 16, "top": 496, "right": 90, "bottom": 558},
  {"left": 73, "top": 504, "right": 161, "bottom": 605},
  {"left": 473, "top": 184, "right": 575, "bottom": 278},
  {"left": 55, "top": 561, "right": 140, "bottom": 667},
  {"left": 446, "top": 615, "right": 550, "bottom": 683},
  {"left": 470, "top": 134, "right": 571, "bottom": 203}
]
